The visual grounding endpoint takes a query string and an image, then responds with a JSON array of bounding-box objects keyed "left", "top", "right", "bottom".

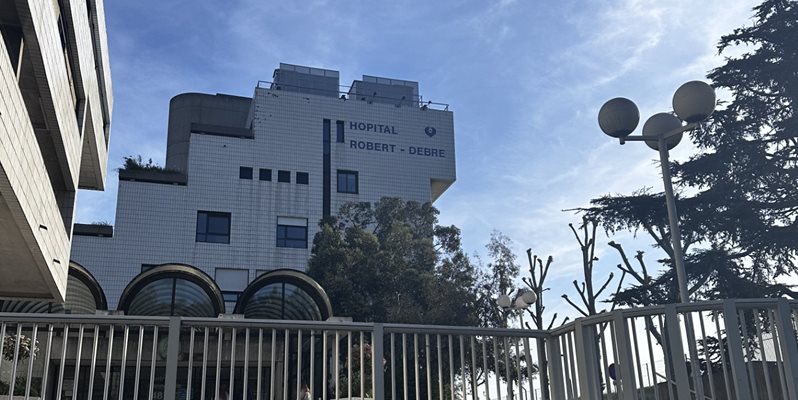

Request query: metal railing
[
  {"left": 547, "top": 299, "right": 798, "bottom": 400},
  {"left": 254, "top": 80, "right": 451, "bottom": 111},
  {"left": 0, "top": 299, "right": 796, "bottom": 400}
]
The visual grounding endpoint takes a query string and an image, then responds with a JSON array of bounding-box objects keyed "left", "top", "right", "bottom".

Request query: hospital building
[{"left": 64, "top": 63, "right": 456, "bottom": 317}]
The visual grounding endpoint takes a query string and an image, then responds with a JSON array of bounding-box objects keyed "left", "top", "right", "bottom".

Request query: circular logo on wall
[{"left": 424, "top": 127, "right": 437, "bottom": 137}]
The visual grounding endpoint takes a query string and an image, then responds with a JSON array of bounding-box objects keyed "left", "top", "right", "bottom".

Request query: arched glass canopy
[
  {"left": 118, "top": 263, "right": 224, "bottom": 317},
  {"left": 0, "top": 261, "right": 108, "bottom": 314},
  {"left": 234, "top": 269, "right": 333, "bottom": 321}
]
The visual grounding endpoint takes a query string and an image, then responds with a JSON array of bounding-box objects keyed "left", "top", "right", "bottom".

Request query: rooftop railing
[
  {"left": 0, "top": 298, "right": 796, "bottom": 400},
  {"left": 255, "top": 80, "right": 450, "bottom": 111}
]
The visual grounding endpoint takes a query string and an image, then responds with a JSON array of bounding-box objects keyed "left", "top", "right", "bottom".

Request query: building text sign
[{"left": 347, "top": 120, "right": 446, "bottom": 158}]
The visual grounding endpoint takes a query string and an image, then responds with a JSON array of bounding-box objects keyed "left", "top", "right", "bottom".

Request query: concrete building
[
  {"left": 0, "top": 0, "right": 113, "bottom": 301},
  {"left": 71, "top": 63, "right": 455, "bottom": 313}
]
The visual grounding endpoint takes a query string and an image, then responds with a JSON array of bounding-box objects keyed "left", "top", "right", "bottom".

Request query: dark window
[
  {"left": 239, "top": 166, "right": 253, "bottom": 179},
  {"left": 196, "top": 211, "right": 231, "bottom": 244},
  {"left": 259, "top": 168, "right": 272, "bottom": 181},
  {"left": 296, "top": 172, "right": 309, "bottom": 185},
  {"left": 336, "top": 120, "right": 345, "bottom": 143},
  {"left": 276, "top": 225, "right": 308, "bottom": 248},
  {"left": 337, "top": 170, "right": 358, "bottom": 194},
  {"left": 222, "top": 291, "right": 240, "bottom": 303},
  {"left": 323, "top": 120, "right": 331, "bottom": 217},
  {"left": 141, "top": 264, "right": 158, "bottom": 273},
  {"left": 278, "top": 170, "right": 291, "bottom": 183}
]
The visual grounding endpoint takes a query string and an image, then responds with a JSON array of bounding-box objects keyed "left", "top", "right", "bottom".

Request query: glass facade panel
[
  {"left": 173, "top": 279, "right": 217, "bottom": 317},
  {"left": 126, "top": 277, "right": 218, "bottom": 317},
  {"left": 63, "top": 274, "right": 99, "bottom": 314},
  {"left": 0, "top": 299, "right": 55, "bottom": 313},
  {"left": 283, "top": 283, "right": 322, "bottom": 320},
  {"left": 0, "top": 268, "right": 103, "bottom": 314},
  {"left": 241, "top": 282, "right": 322, "bottom": 320},
  {"left": 126, "top": 278, "right": 174, "bottom": 316}
]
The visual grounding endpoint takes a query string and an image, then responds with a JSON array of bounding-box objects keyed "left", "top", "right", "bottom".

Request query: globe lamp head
[
  {"left": 521, "top": 290, "right": 537, "bottom": 305},
  {"left": 514, "top": 296, "right": 529, "bottom": 309},
  {"left": 642, "top": 113, "right": 683, "bottom": 151},
  {"left": 672, "top": 81, "right": 716, "bottom": 123},
  {"left": 598, "top": 97, "right": 640, "bottom": 138},
  {"left": 497, "top": 294, "right": 512, "bottom": 309}
]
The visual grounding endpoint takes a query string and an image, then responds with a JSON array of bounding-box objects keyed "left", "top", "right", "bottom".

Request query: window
[
  {"left": 336, "top": 120, "right": 345, "bottom": 143},
  {"left": 296, "top": 172, "right": 309, "bottom": 185},
  {"left": 196, "top": 211, "right": 231, "bottom": 243},
  {"left": 337, "top": 170, "right": 358, "bottom": 194},
  {"left": 259, "top": 168, "right": 272, "bottom": 181},
  {"left": 278, "top": 170, "right": 291, "bottom": 183},
  {"left": 276, "top": 217, "right": 308, "bottom": 248},
  {"left": 222, "top": 291, "right": 240, "bottom": 303},
  {"left": 239, "top": 166, "right": 253, "bottom": 179}
]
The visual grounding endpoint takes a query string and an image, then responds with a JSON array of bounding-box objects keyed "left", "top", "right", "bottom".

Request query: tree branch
[
  {"left": 608, "top": 241, "right": 644, "bottom": 282},
  {"left": 588, "top": 219, "right": 599, "bottom": 274},
  {"left": 562, "top": 295, "right": 588, "bottom": 317},
  {"left": 635, "top": 251, "right": 649, "bottom": 279},
  {"left": 526, "top": 249, "right": 538, "bottom": 288},
  {"left": 595, "top": 272, "right": 615, "bottom": 298},
  {"left": 541, "top": 256, "right": 553, "bottom": 284},
  {"left": 609, "top": 271, "right": 627, "bottom": 311},
  {"left": 568, "top": 223, "right": 584, "bottom": 248},
  {"left": 547, "top": 315, "right": 559, "bottom": 330}
]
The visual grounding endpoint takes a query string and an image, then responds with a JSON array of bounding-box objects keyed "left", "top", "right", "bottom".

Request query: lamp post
[
  {"left": 597, "top": 81, "right": 716, "bottom": 303},
  {"left": 497, "top": 290, "right": 537, "bottom": 400},
  {"left": 497, "top": 290, "right": 538, "bottom": 328}
]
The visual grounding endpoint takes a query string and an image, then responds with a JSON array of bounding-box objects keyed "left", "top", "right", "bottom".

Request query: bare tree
[
  {"left": 521, "top": 252, "right": 561, "bottom": 330},
  {"left": 561, "top": 217, "right": 626, "bottom": 317},
  {"left": 520, "top": 251, "right": 559, "bottom": 400}
]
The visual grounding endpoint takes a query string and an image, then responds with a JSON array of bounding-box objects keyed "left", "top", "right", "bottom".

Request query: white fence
[{"left": 0, "top": 299, "right": 796, "bottom": 400}]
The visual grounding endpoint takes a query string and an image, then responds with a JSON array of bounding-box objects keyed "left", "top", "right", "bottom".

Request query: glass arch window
[
  {"left": 118, "top": 264, "right": 224, "bottom": 317},
  {"left": 0, "top": 261, "right": 107, "bottom": 314},
  {"left": 235, "top": 269, "right": 333, "bottom": 320}
]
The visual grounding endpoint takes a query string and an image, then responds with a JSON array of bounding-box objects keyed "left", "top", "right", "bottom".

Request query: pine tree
[{"left": 583, "top": 0, "right": 798, "bottom": 303}]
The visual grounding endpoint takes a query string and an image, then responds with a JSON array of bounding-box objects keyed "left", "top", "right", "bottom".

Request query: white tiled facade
[
  {"left": 0, "top": 0, "right": 113, "bottom": 301},
  {"left": 72, "top": 64, "right": 455, "bottom": 311}
]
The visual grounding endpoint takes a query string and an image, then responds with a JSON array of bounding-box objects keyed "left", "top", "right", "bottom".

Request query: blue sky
[{"left": 76, "top": 0, "right": 759, "bottom": 319}]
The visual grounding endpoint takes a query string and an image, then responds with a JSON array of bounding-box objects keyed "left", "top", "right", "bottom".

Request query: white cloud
[{"left": 436, "top": 0, "right": 759, "bottom": 321}]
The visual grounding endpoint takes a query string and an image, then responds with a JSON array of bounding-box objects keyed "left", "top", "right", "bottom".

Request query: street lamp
[
  {"left": 498, "top": 289, "right": 537, "bottom": 327},
  {"left": 597, "top": 81, "right": 716, "bottom": 303}
]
